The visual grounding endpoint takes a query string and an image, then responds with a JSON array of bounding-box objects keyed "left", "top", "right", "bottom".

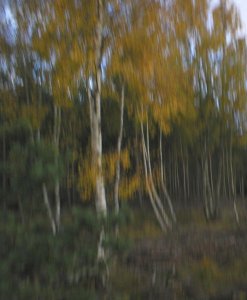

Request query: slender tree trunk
[
  {"left": 209, "top": 154, "right": 214, "bottom": 199},
  {"left": 241, "top": 176, "right": 244, "bottom": 200},
  {"left": 54, "top": 105, "right": 61, "bottom": 231},
  {"left": 140, "top": 117, "right": 172, "bottom": 231},
  {"left": 114, "top": 85, "right": 124, "bottom": 215},
  {"left": 55, "top": 180, "right": 60, "bottom": 230},
  {"left": 170, "top": 152, "right": 175, "bottom": 198},
  {"left": 216, "top": 153, "right": 223, "bottom": 216},
  {"left": 174, "top": 155, "right": 178, "bottom": 198},
  {"left": 72, "top": 159, "right": 75, "bottom": 205},
  {"left": 159, "top": 130, "right": 176, "bottom": 223},
  {"left": 185, "top": 150, "right": 190, "bottom": 199},
  {"left": 135, "top": 126, "right": 143, "bottom": 206},
  {"left": 226, "top": 147, "right": 231, "bottom": 201},
  {"left": 67, "top": 171, "right": 71, "bottom": 207},
  {"left": 182, "top": 158, "right": 187, "bottom": 201},
  {"left": 180, "top": 139, "right": 187, "bottom": 201},
  {"left": 2, "top": 129, "right": 6, "bottom": 210},
  {"left": 222, "top": 148, "right": 227, "bottom": 199},
  {"left": 141, "top": 122, "right": 167, "bottom": 231},
  {"left": 208, "top": 153, "right": 214, "bottom": 216},
  {"left": 42, "top": 183, "right": 56, "bottom": 235},
  {"left": 145, "top": 120, "right": 172, "bottom": 229},
  {"left": 177, "top": 155, "right": 180, "bottom": 199},
  {"left": 203, "top": 157, "right": 210, "bottom": 220},
  {"left": 229, "top": 135, "right": 239, "bottom": 224},
  {"left": 37, "top": 72, "right": 42, "bottom": 141}
]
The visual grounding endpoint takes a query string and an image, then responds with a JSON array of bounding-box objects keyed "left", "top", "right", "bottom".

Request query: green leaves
[{"left": 8, "top": 141, "right": 64, "bottom": 192}]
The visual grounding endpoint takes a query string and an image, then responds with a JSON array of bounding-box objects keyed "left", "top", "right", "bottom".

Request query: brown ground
[{"left": 110, "top": 207, "right": 247, "bottom": 299}]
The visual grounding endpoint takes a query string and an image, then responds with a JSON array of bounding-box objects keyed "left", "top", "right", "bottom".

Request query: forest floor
[
  {"left": 109, "top": 201, "right": 247, "bottom": 300},
  {"left": 2, "top": 200, "right": 247, "bottom": 299}
]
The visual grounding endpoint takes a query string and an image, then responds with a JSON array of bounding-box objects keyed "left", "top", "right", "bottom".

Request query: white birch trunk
[
  {"left": 145, "top": 122, "right": 172, "bottom": 229},
  {"left": 89, "top": 106, "right": 107, "bottom": 216},
  {"left": 160, "top": 130, "right": 176, "bottom": 223},
  {"left": 42, "top": 183, "right": 56, "bottom": 235},
  {"left": 141, "top": 123, "right": 167, "bottom": 231},
  {"left": 140, "top": 118, "right": 171, "bottom": 231},
  {"left": 114, "top": 85, "right": 125, "bottom": 215},
  {"left": 89, "top": 0, "right": 107, "bottom": 217},
  {"left": 55, "top": 180, "right": 60, "bottom": 230}
]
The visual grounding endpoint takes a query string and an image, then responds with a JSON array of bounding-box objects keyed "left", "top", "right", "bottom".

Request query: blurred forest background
[{"left": 1, "top": 0, "right": 247, "bottom": 299}]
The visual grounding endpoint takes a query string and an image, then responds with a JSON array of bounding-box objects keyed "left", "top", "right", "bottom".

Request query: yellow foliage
[
  {"left": 103, "top": 151, "right": 118, "bottom": 182},
  {"left": 78, "top": 148, "right": 133, "bottom": 201},
  {"left": 119, "top": 174, "right": 140, "bottom": 200},
  {"left": 77, "top": 157, "right": 96, "bottom": 202},
  {"left": 103, "top": 148, "right": 130, "bottom": 182},
  {"left": 120, "top": 149, "right": 131, "bottom": 170}
]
